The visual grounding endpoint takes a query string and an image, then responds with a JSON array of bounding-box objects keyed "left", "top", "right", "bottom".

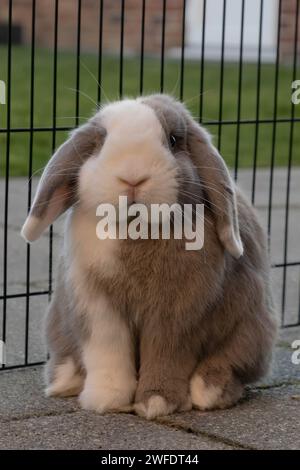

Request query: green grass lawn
[{"left": 0, "top": 46, "right": 299, "bottom": 176}]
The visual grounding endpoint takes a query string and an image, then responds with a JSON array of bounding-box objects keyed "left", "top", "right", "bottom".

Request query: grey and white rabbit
[{"left": 21, "top": 94, "right": 277, "bottom": 419}]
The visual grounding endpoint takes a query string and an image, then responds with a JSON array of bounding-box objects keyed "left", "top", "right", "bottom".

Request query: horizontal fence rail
[{"left": 0, "top": 0, "right": 300, "bottom": 369}]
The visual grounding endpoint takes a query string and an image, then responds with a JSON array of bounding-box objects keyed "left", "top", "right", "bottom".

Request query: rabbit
[{"left": 21, "top": 94, "right": 277, "bottom": 419}]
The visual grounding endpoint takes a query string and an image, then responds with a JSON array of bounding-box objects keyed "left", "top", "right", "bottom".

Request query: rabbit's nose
[{"left": 118, "top": 176, "right": 149, "bottom": 188}]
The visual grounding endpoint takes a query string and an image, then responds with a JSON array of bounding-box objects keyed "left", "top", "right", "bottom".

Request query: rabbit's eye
[{"left": 169, "top": 134, "right": 177, "bottom": 148}]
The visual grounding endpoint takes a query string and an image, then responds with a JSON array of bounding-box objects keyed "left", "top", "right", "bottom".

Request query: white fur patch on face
[
  {"left": 45, "top": 357, "right": 83, "bottom": 397},
  {"left": 190, "top": 374, "right": 222, "bottom": 410},
  {"left": 101, "top": 99, "right": 164, "bottom": 139},
  {"left": 79, "top": 99, "right": 178, "bottom": 210},
  {"left": 78, "top": 293, "right": 137, "bottom": 413}
]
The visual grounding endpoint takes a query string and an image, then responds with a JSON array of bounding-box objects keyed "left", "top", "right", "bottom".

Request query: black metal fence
[{"left": 1, "top": 0, "right": 300, "bottom": 370}]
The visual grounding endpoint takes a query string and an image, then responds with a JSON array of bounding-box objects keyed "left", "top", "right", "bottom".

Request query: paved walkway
[
  {"left": 0, "top": 169, "right": 300, "bottom": 449},
  {"left": 0, "top": 326, "right": 299, "bottom": 449}
]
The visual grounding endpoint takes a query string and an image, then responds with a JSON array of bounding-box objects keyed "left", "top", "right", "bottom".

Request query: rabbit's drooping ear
[
  {"left": 187, "top": 120, "right": 243, "bottom": 259},
  {"left": 21, "top": 120, "right": 102, "bottom": 243}
]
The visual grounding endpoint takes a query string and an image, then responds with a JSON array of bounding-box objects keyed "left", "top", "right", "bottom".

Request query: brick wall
[
  {"left": 280, "top": 0, "right": 300, "bottom": 61},
  {"left": 0, "top": 0, "right": 299, "bottom": 61},
  {"left": 0, "top": 0, "right": 184, "bottom": 53}
]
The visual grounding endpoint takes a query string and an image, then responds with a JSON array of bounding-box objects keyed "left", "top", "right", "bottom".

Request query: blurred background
[{"left": 0, "top": 0, "right": 299, "bottom": 175}]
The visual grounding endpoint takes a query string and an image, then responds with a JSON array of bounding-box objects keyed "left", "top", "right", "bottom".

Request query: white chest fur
[
  {"left": 63, "top": 206, "right": 120, "bottom": 311},
  {"left": 66, "top": 206, "right": 120, "bottom": 278},
  {"left": 62, "top": 207, "right": 137, "bottom": 413}
]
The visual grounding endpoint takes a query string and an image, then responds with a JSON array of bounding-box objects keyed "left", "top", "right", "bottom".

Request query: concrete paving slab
[
  {"left": 279, "top": 325, "right": 300, "bottom": 345},
  {"left": 0, "top": 362, "right": 299, "bottom": 450},
  {"left": 0, "top": 177, "right": 63, "bottom": 292},
  {"left": 160, "top": 384, "right": 300, "bottom": 450},
  {"left": 271, "top": 266, "right": 300, "bottom": 326},
  {"left": 0, "top": 216, "right": 62, "bottom": 294},
  {"left": 257, "top": 345, "right": 300, "bottom": 388},
  {"left": 0, "top": 367, "right": 78, "bottom": 422},
  {"left": 0, "top": 412, "right": 235, "bottom": 450},
  {"left": 1, "top": 338, "right": 299, "bottom": 420},
  {"left": 0, "top": 177, "right": 65, "bottom": 235},
  {"left": 0, "top": 296, "right": 48, "bottom": 367},
  {"left": 257, "top": 207, "right": 300, "bottom": 266},
  {"left": 1, "top": 339, "right": 299, "bottom": 448},
  {"left": 236, "top": 168, "right": 300, "bottom": 209}
]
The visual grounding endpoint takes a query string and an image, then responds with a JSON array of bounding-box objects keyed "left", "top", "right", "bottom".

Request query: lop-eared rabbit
[{"left": 22, "top": 95, "right": 277, "bottom": 419}]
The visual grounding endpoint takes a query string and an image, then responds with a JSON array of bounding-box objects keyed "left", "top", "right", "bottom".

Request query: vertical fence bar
[
  {"left": 75, "top": 0, "right": 81, "bottom": 126},
  {"left": 139, "top": 0, "right": 146, "bottom": 95},
  {"left": 267, "top": 0, "right": 282, "bottom": 244},
  {"left": 251, "top": 0, "right": 264, "bottom": 205},
  {"left": 217, "top": 0, "right": 226, "bottom": 151},
  {"left": 48, "top": 0, "right": 59, "bottom": 303},
  {"left": 179, "top": 0, "right": 186, "bottom": 101},
  {"left": 281, "top": 0, "right": 299, "bottom": 323},
  {"left": 119, "top": 0, "right": 125, "bottom": 99},
  {"left": 25, "top": 0, "right": 36, "bottom": 364},
  {"left": 52, "top": 3, "right": 58, "bottom": 187},
  {"left": 2, "top": 0, "right": 12, "bottom": 368},
  {"left": 199, "top": 0, "right": 206, "bottom": 123},
  {"left": 48, "top": 221, "right": 53, "bottom": 303},
  {"left": 298, "top": 269, "right": 300, "bottom": 325},
  {"left": 97, "top": 0, "right": 104, "bottom": 104},
  {"left": 234, "top": 0, "right": 245, "bottom": 181},
  {"left": 160, "top": 0, "right": 167, "bottom": 93}
]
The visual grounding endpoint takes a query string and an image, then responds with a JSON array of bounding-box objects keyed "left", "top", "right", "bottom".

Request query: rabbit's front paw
[
  {"left": 134, "top": 395, "right": 176, "bottom": 419},
  {"left": 134, "top": 391, "right": 191, "bottom": 420},
  {"left": 134, "top": 376, "right": 192, "bottom": 419},
  {"left": 79, "top": 374, "right": 136, "bottom": 413},
  {"left": 190, "top": 373, "right": 244, "bottom": 410}
]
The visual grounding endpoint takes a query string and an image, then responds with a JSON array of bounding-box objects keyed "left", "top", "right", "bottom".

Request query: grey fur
[
  {"left": 27, "top": 94, "right": 276, "bottom": 415},
  {"left": 32, "top": 118, "right": 104, "bottom": 218}
]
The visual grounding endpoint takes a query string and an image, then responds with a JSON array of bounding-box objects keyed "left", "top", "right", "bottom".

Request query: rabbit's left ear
[
  {"left": 21, "top": 119, "right": 102, "bottom": 242},
  {"left": 187, "top": 119, "right": 243, "bottom": 259}
]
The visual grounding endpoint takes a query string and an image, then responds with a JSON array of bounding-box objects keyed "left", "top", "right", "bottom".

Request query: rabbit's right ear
[
  {"left": 187, "top": 119, "right": 244, "bottom": 259},
  {"left": 21, "top": 119, "right": 102, "bottom": 243}
]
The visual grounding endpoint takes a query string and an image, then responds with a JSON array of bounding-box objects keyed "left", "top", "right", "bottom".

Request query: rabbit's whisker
[
  {"left": 173, "top": 204, "right": 209, "bottom": 230},
  {"left": 55, "top": 116, "right": 91, "bottom": 121},
  {"left": 178, "top": 188, "right": 226, "bottom": 217},
  {"left": 177, "top": 177, "right": 231, "bottom": 201},
  {"left": 80, "top": 59, "right": 111, "bottom": 104},
  {"left": 183, "top": 89, "right": 211, "bottom": 106},
  {"left": 66, "top": 87, "right": 100, "bottom": 110}
]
